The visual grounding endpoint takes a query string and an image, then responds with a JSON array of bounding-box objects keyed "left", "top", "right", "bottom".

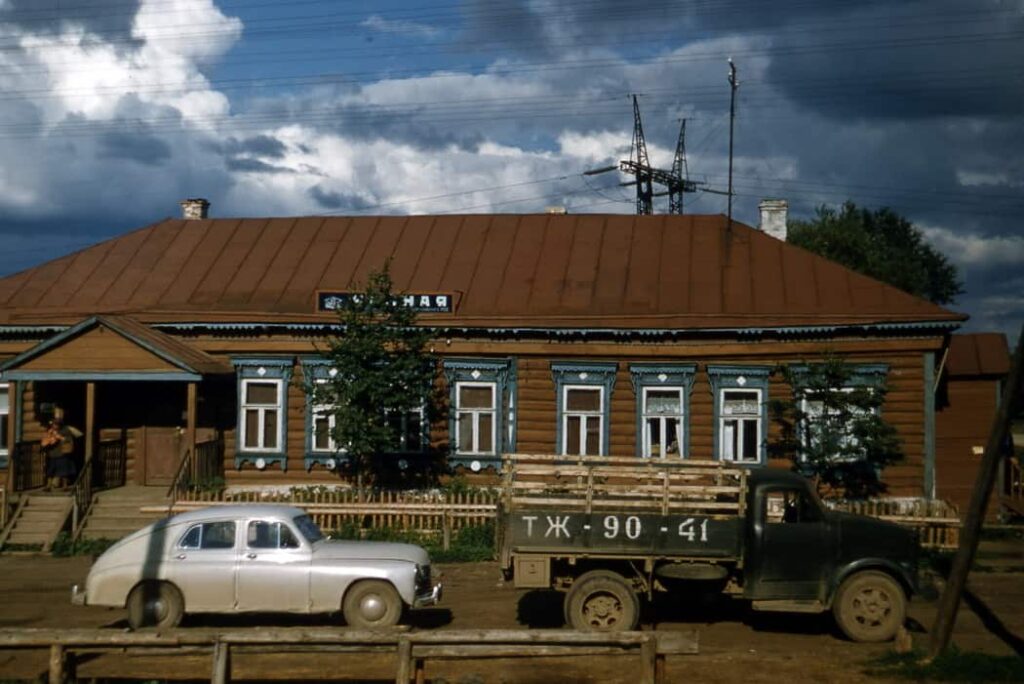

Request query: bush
[
  {"left": 324, "top": 522, "right": 495, "bottom": 563},
  {"left": 50, "top": 532, "right": 117, "bottom": 558}
]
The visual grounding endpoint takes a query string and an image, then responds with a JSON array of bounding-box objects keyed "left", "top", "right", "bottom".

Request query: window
[
  {"left": 179, "top": 521, "right": 237, "bottom": 550},
  {"left": 241, "top": 379, "right": 283, "bottom": 451},
  {"left": 386, "top": 407, "right": 425, "bottom": 452},
  {"left": 721, "top": 389, "right": 761, "bottom": 463},
  {"left": 455, "top": 383, "right": 496, "bottom": 455},
  {"left": 764, "top": 489, "right": 822, "bottom": 525},
  {"left": 247, "top": 521, "right": 301, "bottom": 549},
  {"left": 789, "top": 363, "right": 888, "bottom": 463},
  {"left": 563, "top": 386, "right": 603, "bottom": 456},
  {"left": 0, "top": 383, "right": 9, "bottom": 464},
  {"left": 642, "top": 388, "right": 683, "bottom": 458},
  {"left": 552, "top": 362, "right": 616, "bottom": 457},
  {"left": 708, "top": 365, "right": 771, "bottom": 465},
  {"left": 443, "top": 359, "right": 515, "bottom": 469},
  {"left": 232, "top": 358, "right": 293, "bottom": 470},
  {"left": 630, "top": 365, "right": 695, "bottom": 458}
]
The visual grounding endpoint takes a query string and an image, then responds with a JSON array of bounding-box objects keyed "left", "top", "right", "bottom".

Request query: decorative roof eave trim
[
  {"left": 137, "top": 318, "right": 963, "bottom": 340},
  {"left": 1, "top": 370, "right": 201, "bottom": 381}
]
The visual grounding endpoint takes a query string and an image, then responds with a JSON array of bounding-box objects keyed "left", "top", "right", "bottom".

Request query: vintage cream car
[{"left": 72, "top": 504, "right": 442, "bottom": 629}]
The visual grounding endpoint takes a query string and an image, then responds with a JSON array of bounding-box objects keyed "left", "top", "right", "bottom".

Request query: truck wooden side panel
[{"left": 507, "top": 509, "right": 742, "bottom": 558}]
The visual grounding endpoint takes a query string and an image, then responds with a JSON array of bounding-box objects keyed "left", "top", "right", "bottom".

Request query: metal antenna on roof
[{"left": 727, "top": 58, "right": 739, "bottom": 229}]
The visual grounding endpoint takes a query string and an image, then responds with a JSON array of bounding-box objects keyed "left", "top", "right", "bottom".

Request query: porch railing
[
  {"left": 70, "top": 435, "right": 127, "bottom": 540},
  {"left": 11, "top": 441, "right": 45, "bottom": 492},
  {"left": 168, "top": 436, "right": 225, "bottom": 500}
]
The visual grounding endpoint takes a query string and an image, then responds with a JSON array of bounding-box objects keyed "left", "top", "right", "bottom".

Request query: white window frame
[
  {"left": 561, "top": 384, "right": 604, "bottom": 457},
  {"left": 240, "top": 378, "right": 284, "bottom": 452},
  {"left": 641, "top": 386, "right": 684, "bottom": 459},
  {"left": 310, "top": 379, "right": 338, "bottom": 454},
  {"left": 455, "top": 381, "right": 497, "bottom": 456},
  {"left": 0, "top": 382, "right": 9, "bottom": 459},
  {"left": 719, "top": 387, "right": 762, "bottom": 464}
]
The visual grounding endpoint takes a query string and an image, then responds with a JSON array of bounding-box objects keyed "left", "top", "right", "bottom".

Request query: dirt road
[{"left": 0, "top": 555, "right": 1021, "bottom": 682}]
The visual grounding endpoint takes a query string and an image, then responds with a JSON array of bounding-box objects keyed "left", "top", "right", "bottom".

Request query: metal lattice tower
[{"left": 621, "top": 95, "right": 654, "bottom": 215}]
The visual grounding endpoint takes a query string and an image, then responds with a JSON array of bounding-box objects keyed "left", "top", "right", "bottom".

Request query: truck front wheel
[
  {"left": 564, "top": 570, "right": 640, "bottom": 632},
  {"left": 833, "top": 571, "right": 906, "bottom": 642}
]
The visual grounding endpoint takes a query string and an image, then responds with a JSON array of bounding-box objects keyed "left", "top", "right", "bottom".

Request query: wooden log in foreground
[{"left": 0, "top": 627, "right": 698, "bottom": 684}]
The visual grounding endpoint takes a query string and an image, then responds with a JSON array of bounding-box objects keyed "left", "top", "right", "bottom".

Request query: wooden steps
[
  {"left": 79, "top": 486, "right": 173, "bottom": 541},
  {"left": 0, "top": 493, "right": 72, "bottom": 552}
]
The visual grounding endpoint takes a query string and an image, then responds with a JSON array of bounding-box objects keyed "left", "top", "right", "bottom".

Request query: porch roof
[{"left": 0, "top": 315, "right": 232, "bottom": 381}]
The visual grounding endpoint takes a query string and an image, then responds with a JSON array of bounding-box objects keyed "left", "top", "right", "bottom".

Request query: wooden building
[
  {"left": 934, "top": 333, "right": 1013, "bottom": 516},
  {"left": 0, "top": 200, "right": 974, "bottom": 506}
]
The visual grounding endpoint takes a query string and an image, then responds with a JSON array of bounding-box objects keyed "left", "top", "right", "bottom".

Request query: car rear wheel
[
  {"left": 127, "top": 581, "right": 184, "bottom": 630},
  {"left": 833, "top": 570, "right": 906, "bottom": 642},
  {"left": 564, "top": 570, "right": 640, "bottom": 632},
  {"left": 342, "top": 580, "right": 403, "bottom": 629}
]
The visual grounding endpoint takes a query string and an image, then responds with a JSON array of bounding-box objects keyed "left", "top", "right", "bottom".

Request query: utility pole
[{"left": 727, "top": 58, "right": 738, "bottom": 229}]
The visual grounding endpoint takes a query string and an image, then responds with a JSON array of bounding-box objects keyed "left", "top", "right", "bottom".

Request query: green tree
[
  {"left": 313, "top": 264, "right": 437, "bottom": 491},
  {"left": 788, "top": 201, "right": 963, "bottom": 305},
  {"left": 769, "top": 355, "right": 904, "bottom": 498}
]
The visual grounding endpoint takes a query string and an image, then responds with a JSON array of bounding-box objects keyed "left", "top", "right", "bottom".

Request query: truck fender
[{"left": 827, "top": 559, "right": 915, "bottom": 608}]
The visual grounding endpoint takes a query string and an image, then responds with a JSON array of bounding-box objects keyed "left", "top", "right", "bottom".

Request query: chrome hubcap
[{"left": 360, "top": 593, "right": 386, "bottom": 621}]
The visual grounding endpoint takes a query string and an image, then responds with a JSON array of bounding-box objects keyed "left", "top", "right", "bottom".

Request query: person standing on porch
[{"left": 42, "top": 411, "right": 77, "bottom": 490}]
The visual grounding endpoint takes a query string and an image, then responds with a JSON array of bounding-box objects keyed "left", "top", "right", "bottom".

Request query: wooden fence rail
[{"left": 0, "top": 627, "right": 697, "bottom": 684}]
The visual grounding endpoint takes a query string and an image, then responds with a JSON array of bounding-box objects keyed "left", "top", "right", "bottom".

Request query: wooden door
[{"left": 142, "top": 426, "right": 183, "bottom": 486}]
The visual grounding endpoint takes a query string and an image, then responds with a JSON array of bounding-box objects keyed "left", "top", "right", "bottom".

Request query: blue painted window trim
[
  {"left": 551, "top": 362, "right": 617, "bottom": 457},
  {"left": 707, "top": 365, "right": 772, "bottom": 465},
  {"left": 629, "top": 364, "right": 696, "bottom": 458},
  {"left": 442, "top": 358, "right": 515, "bottom": 470},
  {"left": 232, "top": 357, "right": 293, "bottom": 471},
  {"left": 299, "top": 357, "right": 346, "bottom": 472}
]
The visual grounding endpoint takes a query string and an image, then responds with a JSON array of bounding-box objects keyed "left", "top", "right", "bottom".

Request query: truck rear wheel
[
  {"left": 833, "top": 571, "right": 906, "bottom": 642},
  {"left": 564, "top": 570, "right": 640, "bottom": 632}
]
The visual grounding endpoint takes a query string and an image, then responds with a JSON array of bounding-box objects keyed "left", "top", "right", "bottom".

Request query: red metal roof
[
  {"left": 946, "top": 333, "right": 1010, "bottom": 377},
  {"left": 0, "top": 214, "right": 965, "bottom": 330}
]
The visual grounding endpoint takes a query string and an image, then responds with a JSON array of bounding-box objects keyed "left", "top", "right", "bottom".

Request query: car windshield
[{"left": 293, "top": 514, "right": 325, "bottom": 543}]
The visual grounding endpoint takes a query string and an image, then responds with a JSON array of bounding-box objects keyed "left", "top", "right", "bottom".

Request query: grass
[{"left": 867, "top": 648, "right": 1024, "bottom": 682}]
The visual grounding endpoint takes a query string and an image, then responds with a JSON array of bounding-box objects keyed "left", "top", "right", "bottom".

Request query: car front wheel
[
  {"left": 342, "top": 580, "right": 403, "bottom": 629},
  {"left": 127, "top": 581, "right": 184, "bottom": 630}
]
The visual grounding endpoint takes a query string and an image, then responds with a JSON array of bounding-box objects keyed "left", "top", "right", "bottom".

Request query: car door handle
[
  {"left": 175, "top": 554, "right": 186, "bottom": 560},
  {"left": 246, "top": 553, "right": 257, "bottom": 560}
]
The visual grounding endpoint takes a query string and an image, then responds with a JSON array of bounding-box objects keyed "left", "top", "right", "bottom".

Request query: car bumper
[
  {"left": 413, "top": 582, "right": 442, "bottom": 607},
  {"left": 71, "top": 584, "right": 86, "bottom": 606}
]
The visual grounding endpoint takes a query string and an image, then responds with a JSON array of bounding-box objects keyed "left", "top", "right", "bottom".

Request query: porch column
[
  {"left": 85, "top": 382, "right": 95, "bottom": 465},
  {"left": 4, "top": 381, "right": 16, "bottom": 492},
  {"left": 187, "top": 382, "right": 197, "bottom": 479}
]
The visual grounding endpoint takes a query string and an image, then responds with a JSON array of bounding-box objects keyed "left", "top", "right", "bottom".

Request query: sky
[{"left": 0, "top": 0, "right": 1022, "bottom": 341}]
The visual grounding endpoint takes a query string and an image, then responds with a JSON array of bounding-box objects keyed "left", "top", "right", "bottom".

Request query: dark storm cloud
[
  {"left": 221, "top": 135, "right": 288, "bottom": 159},
  {"left": 98, "top": 129, "right": 172, "bottom": 165},
  {"left": 225, "top": 157, "right": 293, "bottom": 174},
  {"left": 309, "top": 185, "right": 374, "bottom": 211},
  {"left": 1, "top": 0, "right": 141, "bottom": 44}
]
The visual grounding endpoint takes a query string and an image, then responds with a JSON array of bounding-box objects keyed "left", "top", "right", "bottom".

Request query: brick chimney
[
  {"left": 180, "top": 198, "right": 210, "bottom": 220},
  {"left": 758, "top": 198, "right": 788, "bottom": 241}
]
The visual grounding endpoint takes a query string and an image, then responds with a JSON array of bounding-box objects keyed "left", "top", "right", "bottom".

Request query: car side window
[
  {"left": 248, "top": 521, "right": 301, "bottom": 550},
  {"left": 179, "top": 525, "right": 201, "bottom": 549},
  {"left": 200, "top": 521, "right": 237, "bottom": 549}
]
